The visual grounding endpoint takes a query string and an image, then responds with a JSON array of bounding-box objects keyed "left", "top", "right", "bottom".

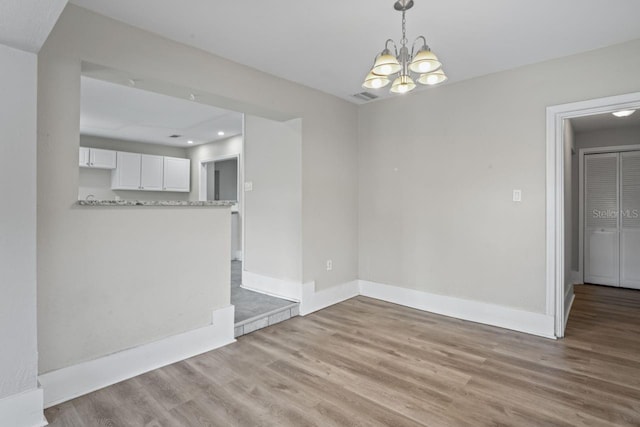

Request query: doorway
[
  {"left": 207, "top": 158, "right": 238, "bottom": 203},
  {"left": 198, "top": 146, "right": 298, "bottom": 337},
  {"left": 200, "top": 154, "right": 242, "bottom": 262},
  {"left": 547, "top": 91, "right": 640, "bottom": 337}
]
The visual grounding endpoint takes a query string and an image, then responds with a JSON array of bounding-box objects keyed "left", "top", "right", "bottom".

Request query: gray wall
[
  {"left": 358, "top": 39, "right": 640, "bottom": 315},
  {"left": 79, "top": 134, "right": 189, "bottom": 201},
  {"left": 571, "top": 125, "right": 640, "bottom": 273},
  {"left": 38, "top": 7, "right": 231, "bottom": 373},
  {"left": 55, "top": 4, "right": 359, "bottom": 294},
  {"left": 0, "top": 43, "right": 38, "bottom": 399},
  {"left": 575, "top": 126, "right": 640, "bottom": 150},
  {"left": 244, "top": 116, "right": 302, "bottom": 283},
  {"left": 37, "top": 3, "right": 358, "bottom": 372}
]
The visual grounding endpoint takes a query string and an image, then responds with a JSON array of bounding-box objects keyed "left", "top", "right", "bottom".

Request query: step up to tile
[{"left": 234, "top": 303, "right": 299, "bottom": 338}]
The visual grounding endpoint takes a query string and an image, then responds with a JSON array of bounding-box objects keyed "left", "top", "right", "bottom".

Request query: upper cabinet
[
  {"left": 79, "top": 147, "right": 89, "bottom": 167},
  {"left": 141, "top": 155, "right": 164, "bottom": 191},
  {"left": 111, "top": 152, "right": 142, "bottom": 190},
  {"left": 111, "top": 151, "right": 190, "bottom": 192},
  {"left": 90, "top": 148, "right": 117, "bottom": 169},
  {"left": 79, "top": 147, "right": 116, "bottom": 169},
  {"left": 163, "top": 157, "right": 191, "bottom": 192}
]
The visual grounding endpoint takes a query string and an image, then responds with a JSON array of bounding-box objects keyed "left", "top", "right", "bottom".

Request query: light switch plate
[
  {"left": 244, "top": 182, "right": 253, "bottom": 192},
  {"left": 513, "top": 189, "right": 522, "bottom": 202}
]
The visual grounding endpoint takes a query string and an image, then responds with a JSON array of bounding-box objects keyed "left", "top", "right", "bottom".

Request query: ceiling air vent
[
  {"left": 169, "top": 134, "right": 182, "bottom": 138},
  {"left": 352, "top": 91, "right": 378, "bottom": 102}
]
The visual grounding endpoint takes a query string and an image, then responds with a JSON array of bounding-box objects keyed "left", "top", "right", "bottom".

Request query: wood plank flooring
[{"left": 44, "top": 284, "right": 640, "bottom": 426}]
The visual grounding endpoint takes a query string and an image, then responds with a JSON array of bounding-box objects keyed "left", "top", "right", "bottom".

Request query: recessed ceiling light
[
  {"left": 218, "top": 131, "right": 225, "bottom": 136},
  {"left": 187, "top": 140, "right": 194, "bottom": 144},
  {"left": 612, "top": 110, "right": 636, "bottom": 118}
]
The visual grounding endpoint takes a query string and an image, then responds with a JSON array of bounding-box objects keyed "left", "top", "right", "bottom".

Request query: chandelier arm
[
  {"left": 410, "top": 36, "right": 428, "bottom": 59},
  {"left": 414, "top": 36, "right": 428, "bottom": 50},
  {"left": 384, "top": 39, "right": 399, "bottom": 56}
]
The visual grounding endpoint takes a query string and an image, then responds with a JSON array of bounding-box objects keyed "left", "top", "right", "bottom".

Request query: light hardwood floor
[{"left": 45, "top": 285, "right": 640, "bottom": 426}]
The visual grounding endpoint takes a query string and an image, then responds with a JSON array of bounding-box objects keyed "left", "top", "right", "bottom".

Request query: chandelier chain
[{"left": 401, "top": 10, "right": 408, "bottom": 48}]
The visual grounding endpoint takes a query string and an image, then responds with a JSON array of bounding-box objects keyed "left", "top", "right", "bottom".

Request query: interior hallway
[{"left": 44, "top": 284, "right": 640, "bottom": 426}]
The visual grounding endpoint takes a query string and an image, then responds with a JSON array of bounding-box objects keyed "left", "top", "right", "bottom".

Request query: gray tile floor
[{"left": 231, "top": 260, "right": 297, "bottom": 324}]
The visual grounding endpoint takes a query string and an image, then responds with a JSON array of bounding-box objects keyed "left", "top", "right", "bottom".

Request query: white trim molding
[
  {"left": 241, "top": 271, "right": 302, "bottom": 301},
  {"left": 564, "top": 288, "right": 576, "bottom": 328},
  {"left": 546, "top": 91, "right": 640, "bottom": 338},
  {"left": 299, "top": 280, "right": 360, "bottom": 316},
  {"left": 39, "top": 305, "right": 235, "bottom": 408},
  {"left": 0, "top": 388, "right": 46, "bottom": 427},
  {"left": 359, "top": 280, "right": 556, "bottom": 339}
]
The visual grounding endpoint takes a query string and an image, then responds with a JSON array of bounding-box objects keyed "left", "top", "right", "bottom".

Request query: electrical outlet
[
  {"left": 513, "top": 189, "right": 522, "bottom": 202},
  {"left": 244, "top": 182, "right": 253, "bottom": 192},
  {"left": 326, "top": 260, "right": 333, "bottom": 271}
]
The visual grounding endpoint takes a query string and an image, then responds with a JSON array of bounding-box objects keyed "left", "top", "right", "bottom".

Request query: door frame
[
  {"left": 578, "top": 145, "right": 640, "bottom": 288},
  {"left": 198, "top": 153, "right": 241, "bottom": 202},
  {"left": 546, "top": 91, "right": 640, "bottom": 338}
]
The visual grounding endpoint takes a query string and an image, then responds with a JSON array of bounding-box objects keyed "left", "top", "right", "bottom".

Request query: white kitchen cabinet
[
  {"left": 163, "top": 157, "right": 190, "bottom": 192},
  {"left": 112, "top": 152, "right": 188, "bottom": 192},
  {"left": 79, "top": 147, "right": 116, "bottom": 169},
  {"left": 140, "top": 155, "right": 164, "bottom": 191},
  {"left": 112, "top": 152, "right": 165, "bottom": 191},
  {"left": 90, "top": 148, "right": 117, "bottom": 169},
  {"left": 79, "top": 147, "right": 89, "bottom": 167},
  {"left": 112, "top": 152, "right": 142, "bottom": 190}
]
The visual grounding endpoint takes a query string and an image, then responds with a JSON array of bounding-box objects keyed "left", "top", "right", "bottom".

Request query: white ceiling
[
  {"left": 81, "top": 76, "right": 243, "bottom": 147},
  {"left": 571, "top": 110, "right": 640, "bottom": 133},
  {"left": 70, "top": 0, "right": 640, "bottom": 103},
  {"left": 0, "top": 0, "right": 67, "bottom": 52}
]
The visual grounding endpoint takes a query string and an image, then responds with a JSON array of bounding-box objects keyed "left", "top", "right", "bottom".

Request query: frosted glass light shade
[
  {"left": 372, "top": 50, "right": 402, "bottom": 76},
  {"left": 362, "top": 71, "right": 390, "bottom": 89},
  {"left": 612, "top": 110, "right": 636, "bottom": 117},
  {"left": 418, "top": 69, "right": 448, "bottom": 85},
  {"left": 409, "top": 49, "right": 441, "bottom": 73},
  {"left": 390, "top": 75, "right": 416, "bottom": 94}
]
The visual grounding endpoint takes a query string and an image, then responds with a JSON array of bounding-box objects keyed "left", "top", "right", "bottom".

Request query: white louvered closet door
[
  {"left": 620, "top": 151, "right": 640, "bottom": 289},
  {"left": 584, "top": 153, "right": 620, "bottom": 286}
]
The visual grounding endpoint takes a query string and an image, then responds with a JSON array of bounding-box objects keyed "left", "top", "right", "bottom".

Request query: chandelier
[{"left": 362, "top": 0, "right": 447, "bottom": 94}]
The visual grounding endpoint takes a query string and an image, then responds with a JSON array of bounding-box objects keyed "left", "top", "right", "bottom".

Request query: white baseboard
[
  {"left": 0, "top": 388, "right": 46, "bottom": 427},
  {"left": 359, "top": 280, "right": 556, "bottom": 339},
  {"left": 241, "top": 271, "right": 302, "bottom": 301},
  {"left": 299, "top": 280, "right": 360, "bottom": 316},
  {"left": 39, "top": 305, "right": 235, "bottom": 408}
]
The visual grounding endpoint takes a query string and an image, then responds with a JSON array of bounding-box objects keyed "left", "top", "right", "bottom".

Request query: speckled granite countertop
[{"left": 77, "top": 200, "right": 235, "bottom": 207}]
